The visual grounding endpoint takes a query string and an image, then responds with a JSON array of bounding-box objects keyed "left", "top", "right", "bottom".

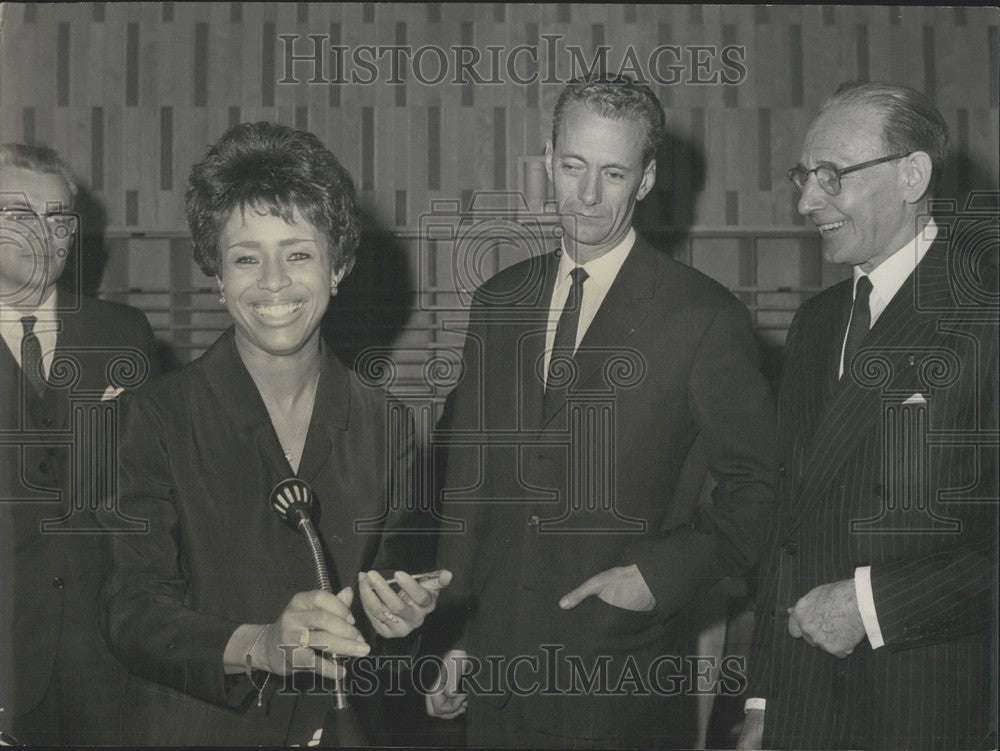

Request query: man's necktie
[
  {"left": 20, "top": 315, "right": 48, "bottom": 396},
  {"left": 842, "top": 275, "right": 873, "bottom": 379},
  {"left": 545, "top": 267, "right": 589, "bottom": 409}
]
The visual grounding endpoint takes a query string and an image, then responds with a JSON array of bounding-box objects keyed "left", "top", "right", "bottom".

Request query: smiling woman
[
  {"left": 220, "top": 207, "right": 337, "bottom": 360},
  {"left": 101, "top": 122, "right": 449, "bottom": 746}
]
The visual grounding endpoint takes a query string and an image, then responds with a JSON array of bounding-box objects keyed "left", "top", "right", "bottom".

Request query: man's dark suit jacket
[
  {"left": 749, "top": 238, "right": 998, "bottom": 749},
  {"left": 0, "top": 292, "right": 157, "bottom": 744},
  {"left": 436, "top": 234, "right": 777, "bottom": 747},
  {"left": 102, "top": 328, "right": 433, "bottom": 746}
]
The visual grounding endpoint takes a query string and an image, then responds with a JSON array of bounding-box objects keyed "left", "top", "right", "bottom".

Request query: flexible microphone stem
[
  {"left": 297, "top": 518, "right": 332, "bottom": 593},
  {"left": 298, "top": 519, "right": 350, "bottom": 714},
  {"left": 294, "top": 517, "right": 348, "bottom": 709},
  {"left": 270, "top": 479, "right": 352, "bottom": 720}
]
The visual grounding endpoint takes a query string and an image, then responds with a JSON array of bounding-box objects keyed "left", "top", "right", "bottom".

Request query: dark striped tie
[
  {"left": 842, "top": 275, "right": 873, "bottom": 379},
  {"left": 20, "top": 315, "right": 47, "bottom": 396}
]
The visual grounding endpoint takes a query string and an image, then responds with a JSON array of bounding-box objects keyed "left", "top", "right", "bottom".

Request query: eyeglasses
[
  {"left": 787, "top": 153, "right": 910, "bottom": 196},
  {"left": 0, "top": 207, "right": 78, "bottom": 239}
]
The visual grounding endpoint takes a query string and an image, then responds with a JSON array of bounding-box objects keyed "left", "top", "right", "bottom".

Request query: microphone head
[{"left": 270, "top": 478, "right": 314, "bottom": 529}]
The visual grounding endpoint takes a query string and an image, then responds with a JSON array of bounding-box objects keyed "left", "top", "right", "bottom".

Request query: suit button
[
  {"left": 777, "top": 463, "right": 787, "bottom": 476},
  {"left": 780, "top": 538, "right": 798, "bottom": 555},
  {"left": 38, "top": 462, "right": 49, "bottom": 474},
  {"left": 52, "top": 577, "right": 65, "bottom": 589},
  {"left": 528, "top": 514, "right": 540, "bottom": 527}
]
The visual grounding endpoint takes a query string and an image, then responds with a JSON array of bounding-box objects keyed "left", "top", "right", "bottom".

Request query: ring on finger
[
  {"left": 299, "top": 628, "right": 311, "bottom": 649},
  {"left": 380, "top": 609, "right": 401, "bottom": 624}
]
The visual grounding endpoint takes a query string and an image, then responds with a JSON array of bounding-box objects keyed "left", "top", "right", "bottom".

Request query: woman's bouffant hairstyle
[{"left": 185, "top": 122, "right": 361, "bottom": 278}]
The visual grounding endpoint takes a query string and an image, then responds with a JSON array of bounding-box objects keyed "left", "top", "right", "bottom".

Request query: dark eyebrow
[{"left": 225, "top": 238, "right": 317, "bottom": 250}]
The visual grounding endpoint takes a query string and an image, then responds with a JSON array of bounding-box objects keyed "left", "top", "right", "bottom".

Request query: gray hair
[
  {"left": 0, "top": 143, "right": 78, "bottom": 200},
  {"left": 822, "top": 81, "right": 948, "bottom": 193}
]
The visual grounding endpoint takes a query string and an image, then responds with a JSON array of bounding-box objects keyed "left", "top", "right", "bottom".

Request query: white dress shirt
[
  {"left": 0, "top": 287, "right": 60, "bottom": 378},
  {"left": 542, "top": 228, "right": 636, "bottom": 386},
  {"left": 838, "top": 220, "right": 939, "bottom": 378}
]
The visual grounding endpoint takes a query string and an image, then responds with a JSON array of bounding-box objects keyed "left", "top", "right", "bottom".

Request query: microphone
[
  {"left": 269, "top": 478, "right": 332, "bottom": 593},
  {"left": 269, "top": 477, "right": 359, "bottom": 734}
]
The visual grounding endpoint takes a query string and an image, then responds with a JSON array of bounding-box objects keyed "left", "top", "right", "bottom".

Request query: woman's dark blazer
[{"left": 103, "top": 328, "right": 430, "bottom": 746}]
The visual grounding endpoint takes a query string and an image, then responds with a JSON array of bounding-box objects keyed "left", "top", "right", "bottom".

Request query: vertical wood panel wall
[
  {"left": 1, "top": 3, "right": 997, "bottom": 373},
  {"left": 3, "top": 4, "right": 996, "bottom": 231}
]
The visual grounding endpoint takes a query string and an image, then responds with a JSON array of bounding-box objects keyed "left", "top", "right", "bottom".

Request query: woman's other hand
[{"left": 357, "top": 569, "right": 453, "bottom": 638}]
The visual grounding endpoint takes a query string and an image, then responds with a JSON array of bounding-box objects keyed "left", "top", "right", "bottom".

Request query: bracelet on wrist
[{"left": 245, "top": 624, "right": 271, "bottom": 707}]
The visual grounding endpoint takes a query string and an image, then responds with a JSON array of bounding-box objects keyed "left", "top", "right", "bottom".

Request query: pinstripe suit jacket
[{"left": 749, "top": 238, "right": 998, "bottom": 749}]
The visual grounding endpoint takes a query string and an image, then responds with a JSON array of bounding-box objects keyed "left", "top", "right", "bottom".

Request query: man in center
[{"left": 428, "top": 75, "right": 776, "bottom": 748}]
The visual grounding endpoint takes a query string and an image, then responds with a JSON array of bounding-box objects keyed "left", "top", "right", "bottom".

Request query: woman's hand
[
  {"left": 357, "top": 569, "right": 453, "bottom": 638},
  {"left": 257, "top": 587, "right": 371, "bottom": 679}
]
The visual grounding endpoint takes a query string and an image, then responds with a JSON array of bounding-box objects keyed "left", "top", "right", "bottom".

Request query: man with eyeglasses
[
  {"left": 739, "top": 82, "right": 997, "bottom": 750},
  {"left": 0, "top": 143, "right": 158, "bottom": 744}
]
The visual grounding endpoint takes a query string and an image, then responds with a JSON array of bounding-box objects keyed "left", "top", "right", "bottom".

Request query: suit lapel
[
  {"left": 786, "top": 241, "right": 951, "bottom": 531},
  {"left": 43, "top": 295, "right": 89, "bottom": 430},
  {"left": 541, "top": 236, "right": 655, "bottom": 428},
  {"left": 519, "top": 252, "right": 559, "bottom": 430},
  {"left": 796, "top": 281, "right": 851, "bottom": 451},
  {"left": 296, "top": 347, "right": 350, "bottom": 485},
  {"left": 0, "top": 337, "right": 25, "bottom": 428},
  {"left": 202, "top": 329, "right": 291, "bottom": 492}
]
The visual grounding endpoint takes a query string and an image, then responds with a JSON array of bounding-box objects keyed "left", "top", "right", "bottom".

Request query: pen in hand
[{"left": 383, "top": 570, "right": 442, "bottom": 587}]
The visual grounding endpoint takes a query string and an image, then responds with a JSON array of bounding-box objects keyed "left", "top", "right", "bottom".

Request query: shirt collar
[
  {"left": 853, "top": 218, "right": 938, "bottom": 305},
  {"left": 557, "top": 227, "right": 636, "bottom": 290},
  {"left": 0, "top": 286, "right": 59, "bottom": 338}
]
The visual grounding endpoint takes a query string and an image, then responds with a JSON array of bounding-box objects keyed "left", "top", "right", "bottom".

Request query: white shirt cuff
[
  {"left": 744, "top": 697, "right": 766, "bottom": 713},
  {"left": 855, "top": 566, "right": 885, "bottom": 649}
]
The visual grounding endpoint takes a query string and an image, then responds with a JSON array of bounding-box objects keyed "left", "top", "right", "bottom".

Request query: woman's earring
[
  {"left": 218, "top": 283, "right": 226, "bottom": 305},
  {"left": 330, "top": 281, "right": 338, "bottom": 297}
]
